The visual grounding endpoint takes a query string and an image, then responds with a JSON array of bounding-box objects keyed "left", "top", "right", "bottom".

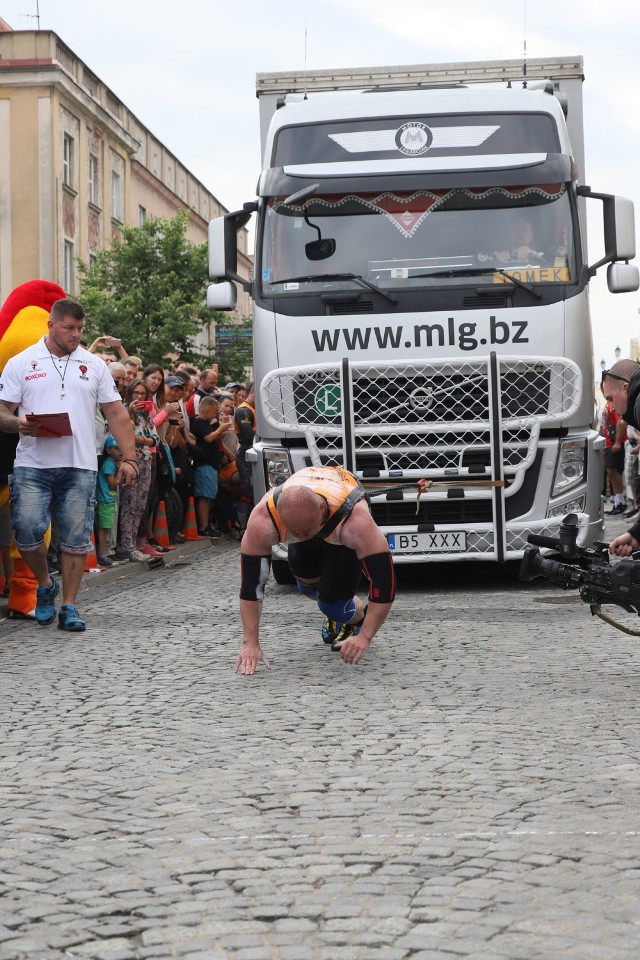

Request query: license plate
[{"left": 387, "top": 531, "right": 467, "bottom": 553}]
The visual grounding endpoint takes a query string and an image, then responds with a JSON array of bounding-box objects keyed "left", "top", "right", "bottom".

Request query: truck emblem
[
  {"left": 395, "top": 122, "right": 433, "bottom": 156},
  {"left": 315, "top": 384, "right": 342, "bottom": 417},
  {"left": 410, "top": 385, "right": 436, "bottom": 410}
]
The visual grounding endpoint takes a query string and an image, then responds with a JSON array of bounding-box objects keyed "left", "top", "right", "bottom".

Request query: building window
[
  {"left": 63, "top": 134, "right": 74, "bottom": 188},
  {"left": 111, "top": 170, "right": 123, "bottom": 221},
  {"left": 64, "top": 240, "right": 74, "bottom": 291},
  {"left": 138, "top": 205, "right": 146, "bottom": 226},
  {"left": 88, "top": 153, "right": 98, "bottom": 205}
]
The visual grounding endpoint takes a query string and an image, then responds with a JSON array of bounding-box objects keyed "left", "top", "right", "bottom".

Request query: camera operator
[{"left": 601, "top": 359, "right": 640, "bottom": 556}]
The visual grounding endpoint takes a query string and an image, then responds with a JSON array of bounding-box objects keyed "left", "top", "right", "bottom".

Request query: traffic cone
[
  {"left": 153, "top": 500, "right": 171, "bottom": 548},
  {"left": 84, "top": 533, "right": 103, "bottom": 573},
  {"left": 182, "top": 496, "right": 204, "bottom": 540}
]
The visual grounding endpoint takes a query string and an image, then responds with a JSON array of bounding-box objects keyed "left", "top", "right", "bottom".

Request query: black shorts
[
  {"left": 604, "top": 447, "right": 625, "bottom": 473},
  {"left": 288, "top": 540, "right": 362, "bottom": 599}
]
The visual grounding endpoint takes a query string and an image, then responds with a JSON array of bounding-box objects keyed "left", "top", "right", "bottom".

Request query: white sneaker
[{"left": 129, "top": 549, "right": 147, "bottom": 562}]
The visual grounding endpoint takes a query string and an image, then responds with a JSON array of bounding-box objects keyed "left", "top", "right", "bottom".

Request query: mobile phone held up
[{"left": 140, "top": 400, "right": 154, "bottom": 412}]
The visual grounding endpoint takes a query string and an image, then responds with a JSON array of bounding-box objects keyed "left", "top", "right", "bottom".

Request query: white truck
[{"left": 207, "top": 57, "right": 639, "bottom": 582}]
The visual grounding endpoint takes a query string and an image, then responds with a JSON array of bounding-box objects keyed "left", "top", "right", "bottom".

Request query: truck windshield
[{"left": 260, "top": 184, "right": 576, "bottom": 294}]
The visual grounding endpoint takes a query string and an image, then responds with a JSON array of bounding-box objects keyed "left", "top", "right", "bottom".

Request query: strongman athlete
[{"left": 236, "top": 465, "right": 396, "bottom": 674}]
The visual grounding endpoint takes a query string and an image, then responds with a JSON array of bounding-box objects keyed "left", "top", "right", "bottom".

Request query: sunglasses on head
[{"left": 602, "top": 371, "right": 629, "bottom": 384}]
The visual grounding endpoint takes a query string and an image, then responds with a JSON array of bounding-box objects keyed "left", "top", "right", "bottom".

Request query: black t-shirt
[{"left": 192, "top": 417, "right": 221, "bottom": 468}]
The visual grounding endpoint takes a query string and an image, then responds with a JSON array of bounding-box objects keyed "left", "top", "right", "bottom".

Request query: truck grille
[
  {"left": 260, "top": 356, "right": 582, "bottom": 560},
  {"left": 261, "top": 356, "right": 581, "bottom": 480}
]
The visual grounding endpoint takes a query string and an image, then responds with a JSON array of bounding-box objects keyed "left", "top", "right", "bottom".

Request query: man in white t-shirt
[{"left": 0, "top": 298, "right": 137, "bottom": 632}]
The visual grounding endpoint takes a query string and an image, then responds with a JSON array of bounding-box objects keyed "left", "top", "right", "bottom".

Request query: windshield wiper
[
  {"left": 409, "top": 266, "right": 542, "bottom": 299},
  {"left": 272, "top": 272, "right": 398, "bottom": 304}
]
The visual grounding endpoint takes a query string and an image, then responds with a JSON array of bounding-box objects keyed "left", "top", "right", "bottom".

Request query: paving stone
[{"left": 1, "top": 529, "right": 639, "bottom": 958}]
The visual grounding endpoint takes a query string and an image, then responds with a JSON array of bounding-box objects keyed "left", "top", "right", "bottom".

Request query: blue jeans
[{"left": 10, "top": 466, "right": 97, "bottom": 554}]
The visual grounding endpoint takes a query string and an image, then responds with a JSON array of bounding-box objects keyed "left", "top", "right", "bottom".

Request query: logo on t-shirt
[
  {"left": 79, "top": 364, "right": 89, "bottom": 381},
  {"left": 30, "top": 360, "right": 39, "bottom": 371}
]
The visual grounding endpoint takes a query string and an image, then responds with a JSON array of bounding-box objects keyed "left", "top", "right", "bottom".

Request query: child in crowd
[
  {"left": 97, "top": 435, "right": 122, "bottom": 568},
  {"left": 192, "top": 395, "right": 233, "bottom": 537}
]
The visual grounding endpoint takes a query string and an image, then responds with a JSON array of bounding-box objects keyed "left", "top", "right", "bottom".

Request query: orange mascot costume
[{"left": 0, "top": 280, "right": 67, "bottom": 617}]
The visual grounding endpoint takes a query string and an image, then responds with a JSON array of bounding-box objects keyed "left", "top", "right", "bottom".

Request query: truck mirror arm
[{"left": 577, "top": 185, "right": 637, "bottom": 275}]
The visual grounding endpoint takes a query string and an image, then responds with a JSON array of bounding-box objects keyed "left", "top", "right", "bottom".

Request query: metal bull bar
[{"left": 260, "top": 354, "right": 582, "bottom": 561}]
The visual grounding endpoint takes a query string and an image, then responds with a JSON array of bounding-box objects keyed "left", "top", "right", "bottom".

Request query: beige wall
[{"left": 0, "top": 29, "right": 251, "bottom": 321}]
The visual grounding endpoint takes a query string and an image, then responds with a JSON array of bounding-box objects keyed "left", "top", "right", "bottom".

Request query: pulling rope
[{"left": 362, "top": 477, "right": 505, "bottom": 514}]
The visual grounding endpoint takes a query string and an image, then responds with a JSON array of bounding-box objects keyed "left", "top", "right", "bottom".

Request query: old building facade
[{"left": 0, "top": 24, "right": 252, "bottom": 345}]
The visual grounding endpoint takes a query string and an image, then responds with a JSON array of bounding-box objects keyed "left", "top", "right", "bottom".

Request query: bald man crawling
[{"left": 236, "top": 465, "right": 395, "bottom": 674}]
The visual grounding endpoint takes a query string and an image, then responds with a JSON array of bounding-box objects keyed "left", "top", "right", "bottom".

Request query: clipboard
[{"left": 25, "top": 412, "right": 72, "bottom": 438}]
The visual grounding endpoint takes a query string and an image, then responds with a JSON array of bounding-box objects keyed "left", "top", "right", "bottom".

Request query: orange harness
[{"left": 265, "top": 466, "right": 365, "bottom": 543}]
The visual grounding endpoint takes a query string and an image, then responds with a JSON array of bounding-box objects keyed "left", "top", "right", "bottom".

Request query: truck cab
[{"left": 208, "top": 57, "right": 638, "bottom": 576}]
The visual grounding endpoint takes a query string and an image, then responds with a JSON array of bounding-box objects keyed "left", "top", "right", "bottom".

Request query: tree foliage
[
  {"left": 78, "top": 211, "right": 212, "bottom": 366},
  {"left": 214, "top": 318, "right": 253, "bottom": 384}
]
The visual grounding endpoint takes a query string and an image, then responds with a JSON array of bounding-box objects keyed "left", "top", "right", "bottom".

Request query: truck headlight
[
  {"left": 551, "top": 439, "right": 586, "bottom": 497},
  {"left": 264, "top": 449, "right": 292, "bottom": 489},
  {"left": 547, "top": 496, "right": 586, "bottom": 518}
]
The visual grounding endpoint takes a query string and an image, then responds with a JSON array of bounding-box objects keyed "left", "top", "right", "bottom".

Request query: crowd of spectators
[
  {"left": 600, "top": 366, "right": 640, "bottom": 520},
  {"left": 48, "top": 336, "right": 255, "bottom": 573}
]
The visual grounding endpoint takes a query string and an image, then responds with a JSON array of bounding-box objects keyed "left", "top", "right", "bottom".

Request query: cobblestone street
[{"left": 1, "top": 516, "right": 640, "bottom": 959}]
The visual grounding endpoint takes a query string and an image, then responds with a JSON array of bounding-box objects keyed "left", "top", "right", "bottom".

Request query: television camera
[{"left": 520, "top": 513, "right": 640, "bottom": 635}]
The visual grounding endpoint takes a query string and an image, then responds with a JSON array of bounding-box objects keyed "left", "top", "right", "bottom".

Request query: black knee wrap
[{"left": 361, "top": 551, "right": 396, "bottom": 603}]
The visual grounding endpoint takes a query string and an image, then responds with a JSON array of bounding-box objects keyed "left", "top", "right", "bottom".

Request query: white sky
[{"left": 2, "top": 0, "right": 639, "bottom": 367}]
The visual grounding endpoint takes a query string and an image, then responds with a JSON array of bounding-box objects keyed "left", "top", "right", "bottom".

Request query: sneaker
[
  {"left": 108, "top": 554, "right": 129, "bottom": 566},
  {"left": 623, "top": 508, "right": 638, "bottom": 518},
  {"left": 140, "top": 543, "right": 163, "bottom": 558},
  {"left": 57, "top": 604, "right": 86, "bottom": 632},
  {"left": 198, "top": 527, "right": 221, "bottom": 539},
  {"left": 605, "top": 503, "right": 627, "bottom": 516},
  {"left": 329, "top": 606, "right": 368, "bottom": 652},
  {"left": 321, "top": 617, "right": 339, "bottom": 644},
  {"left": 129, "top": 549, "right": 147, "bottom": 562},
  {"left": 97, "top": 555, "right": 112, "bottom": 568},
  {"left": 35, "top": 577, "right": 59, "bottom": 626},
  {"left": 148, "top": 538, "right": 176, "bottom": 552},
  {"left": 174, "top": 532, "right": 186, "bottom": 543}
]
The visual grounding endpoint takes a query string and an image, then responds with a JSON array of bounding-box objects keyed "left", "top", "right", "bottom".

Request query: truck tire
[{"left": 272, "top": 556, "right": 295, "bottom": 585}]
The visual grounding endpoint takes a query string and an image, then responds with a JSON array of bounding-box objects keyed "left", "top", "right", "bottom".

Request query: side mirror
[
  {"left": 208, "top": 204, "right": 255, "bottom": 287},
  {"left": 603, "top": 196, "right": 636, "bottom": 261},
  {"left": 208, "top": 217, "right": 230, "bottom": 280},
  {"left": 207, "top": 281, "right": 237, "bottom": 311},
  {"left": 607, "top": 262, "right": 640, "bottom": 294},
  {"left": 579, "top": 188, "right": 638, "bottom": 276}
]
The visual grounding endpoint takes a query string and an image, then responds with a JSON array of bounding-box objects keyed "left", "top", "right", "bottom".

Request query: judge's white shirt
[{"left": 0, "top": 336, "right": 121, "bottom": 471}]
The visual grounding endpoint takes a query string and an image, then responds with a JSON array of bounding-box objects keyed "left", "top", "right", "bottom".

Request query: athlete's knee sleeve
[
  {"left": 296, "top": 580, "right": 318, "bottom": 600},
  {"left": 361, "top": 551, "right": 396, "bottom": 603},
  {"left": 317, "top": 594, "right": 357, "bottom": 622},
  {"left": 239, "top": 554, "right": 272, "bottom": 601}
]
